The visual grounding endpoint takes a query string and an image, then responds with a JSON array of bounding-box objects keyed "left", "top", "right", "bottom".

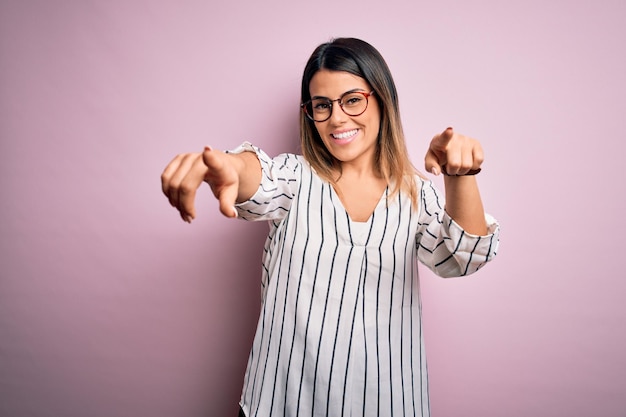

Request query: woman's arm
[{"left": 442, "top": 175, "right": 487, "bottom": 235}]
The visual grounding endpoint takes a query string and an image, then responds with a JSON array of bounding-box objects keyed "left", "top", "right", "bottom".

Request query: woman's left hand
[{"left": 425, "top": 127, "right": 484, "bottom": 176}]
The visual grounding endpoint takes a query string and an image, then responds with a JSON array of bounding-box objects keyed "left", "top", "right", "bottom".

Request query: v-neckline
[{"left": 330, "top": 184, "right": 388, "bottom": 224}]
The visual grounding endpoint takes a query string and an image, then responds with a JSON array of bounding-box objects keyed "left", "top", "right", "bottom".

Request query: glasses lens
[
  {"left": 306, "top": 98, "right": 332, "bottom": 122},
  {"left": 341, "top": 92, "right": 368, "bottom": 116}
]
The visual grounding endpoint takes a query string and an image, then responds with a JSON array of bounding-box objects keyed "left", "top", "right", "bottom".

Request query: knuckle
[
  {"left": 160, "top": 175, "right": 172, "bottom": 190},
  {"left": 447, "top": 155, "right": 461, "bottom": 167},
  {"left": 179, "top": 181, "right": 195, "bottom": 195}
]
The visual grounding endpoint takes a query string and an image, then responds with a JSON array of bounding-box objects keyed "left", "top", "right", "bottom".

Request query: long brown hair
[{"left": 300, "top": 38, "right": 418, "bottom": 207}]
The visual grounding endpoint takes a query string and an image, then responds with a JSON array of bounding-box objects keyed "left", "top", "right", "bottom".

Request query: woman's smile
[{"left": 331, "top": 128, "right": 359, "bottom": 144}]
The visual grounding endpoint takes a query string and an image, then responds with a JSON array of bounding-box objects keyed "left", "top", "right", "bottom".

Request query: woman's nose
[{"left": 328, "top": 102, "right": 348, "bottom": 124}]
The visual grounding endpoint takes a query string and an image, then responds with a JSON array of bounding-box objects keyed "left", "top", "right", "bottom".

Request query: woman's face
[{"left": 308, "top": 69, "right": 381, "bottom": 171}]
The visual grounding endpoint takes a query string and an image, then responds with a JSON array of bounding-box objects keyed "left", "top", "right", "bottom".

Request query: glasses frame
[{"left": 301, "top": 90, "right": 375, "bottom": 122}]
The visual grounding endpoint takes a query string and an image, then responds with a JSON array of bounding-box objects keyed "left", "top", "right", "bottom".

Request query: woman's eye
[
  {"left": 313, "top": 101, "right": 331, "bottom": 110},
  {"left": 344, "top": 96, "right": 362, "bottom": 106}
]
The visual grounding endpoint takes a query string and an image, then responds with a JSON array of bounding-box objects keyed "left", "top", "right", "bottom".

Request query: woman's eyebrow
[{"left": 310, "top": 88, "right": 367, "bottom": 100}]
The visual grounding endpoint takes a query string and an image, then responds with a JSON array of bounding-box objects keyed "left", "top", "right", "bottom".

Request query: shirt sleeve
[
  {"left": 416, "top": 178, "right": 500, "bottom": 278},
  {"left": 227, "top": 142, "right": 302, "bottom": 222}
]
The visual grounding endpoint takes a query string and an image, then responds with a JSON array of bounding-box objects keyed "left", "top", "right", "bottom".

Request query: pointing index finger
[{"left": 440, "top": 126, "right": 454, "bottom": 142}]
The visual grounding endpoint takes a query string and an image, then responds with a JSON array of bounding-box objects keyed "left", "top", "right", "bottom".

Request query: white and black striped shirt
[{"left": 231, "top": 143, "right": 500, "bottom": 417}]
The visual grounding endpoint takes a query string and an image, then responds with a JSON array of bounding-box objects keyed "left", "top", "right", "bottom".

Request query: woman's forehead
[{"left": 309, "top": 69, "right": 370, "bottom": 97}]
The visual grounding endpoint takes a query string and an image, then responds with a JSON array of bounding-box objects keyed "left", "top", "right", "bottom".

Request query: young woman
[{"left": 161, "top": 38, "right": 499, "bottom": 417}]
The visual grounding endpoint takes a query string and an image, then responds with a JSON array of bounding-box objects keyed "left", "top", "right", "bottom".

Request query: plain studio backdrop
[{"left": 1, "top": 0, "right": 624, "bottom": 416}]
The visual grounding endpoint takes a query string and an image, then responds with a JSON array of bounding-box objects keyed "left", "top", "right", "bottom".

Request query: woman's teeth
[{"left": 332, "top": 129, "right": 358, "bottom": 139}]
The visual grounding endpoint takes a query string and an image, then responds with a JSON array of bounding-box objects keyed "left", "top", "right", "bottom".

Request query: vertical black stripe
[
  {"left": 410, "top": 252, "right": 416, "bottom": 417},
  {"left": 322, "top": 186, "right": 343, "bottom": 415},
  {"left": 361, "top": 210, "right": 377, "bottom": 417},
  {"left": 375, "top": 191, "right": 390, "bottom": 417},
  {"left": 419, "top": 284, "right": 429, "bottom": 417},
  {"left": 362, "top": 244, "right": 368, "bottom": 417},
  {"left": 339, "top": 193, "right": 358, "bottom": 417},
  {"left": 400, "top": 197, "right": 409, "bottom": 416},
  {"left": 339, "top": 247, "right": 361, "bottom": 417},
  {"left": 388, "top": 191, "right": 401, "bottom": 416}
]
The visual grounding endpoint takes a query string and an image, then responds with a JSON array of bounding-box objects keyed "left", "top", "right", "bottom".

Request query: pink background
[{"left": 1, "top": 0, "right": 625, "bottom": 416}]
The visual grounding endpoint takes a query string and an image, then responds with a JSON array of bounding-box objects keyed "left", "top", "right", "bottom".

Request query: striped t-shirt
[{"left": 231, "top": 142, "right": 500, "bottom": 417}]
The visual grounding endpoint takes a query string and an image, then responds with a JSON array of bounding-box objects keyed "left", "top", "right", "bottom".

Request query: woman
[{"left": 161, "top": 38, "right": 499, "bottom": 417}]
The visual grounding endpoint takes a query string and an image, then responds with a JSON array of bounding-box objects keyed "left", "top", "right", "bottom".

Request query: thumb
[
  {"left": 424, "top": 148, "right": 444, "bottom": 176},
  {"left": 217, "top": 183, "right": 239, "bottom": 219},
  {"left": 426, "top": 127, "right": 454, "bottom": 176},
  {"left": 203, "top": 146, "right": 239, "bottom": 218}
]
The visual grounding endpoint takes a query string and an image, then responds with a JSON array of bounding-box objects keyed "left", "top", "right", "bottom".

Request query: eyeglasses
[{"left": 301, "top": 90, "right": 375, "bottom": 122}]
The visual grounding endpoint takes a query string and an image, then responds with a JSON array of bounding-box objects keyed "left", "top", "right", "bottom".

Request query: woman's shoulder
[
  {"left": 229, "top": 142, "right": 307, "bottom": 169},
  {"left": 397, "top": 173, "right": 431, "bottom": 197},
  {"left": 271, "top": 152, "right": 307, "bottom": 164}
]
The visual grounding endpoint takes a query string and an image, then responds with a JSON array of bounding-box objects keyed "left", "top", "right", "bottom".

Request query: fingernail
[
  {"left": 232, "top": 206, "right": 239, "bottom": 218},
  {"left": 431, "top": 167, "right": 439, "bottom": 176},
  {"left": 204, "top": 146, "right": 213, "bottom": 152}
]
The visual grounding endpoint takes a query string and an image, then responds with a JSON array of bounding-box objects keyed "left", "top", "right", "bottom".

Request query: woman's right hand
[{"left": 161, "top": 146, "right": 240, "bottom": 223}]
